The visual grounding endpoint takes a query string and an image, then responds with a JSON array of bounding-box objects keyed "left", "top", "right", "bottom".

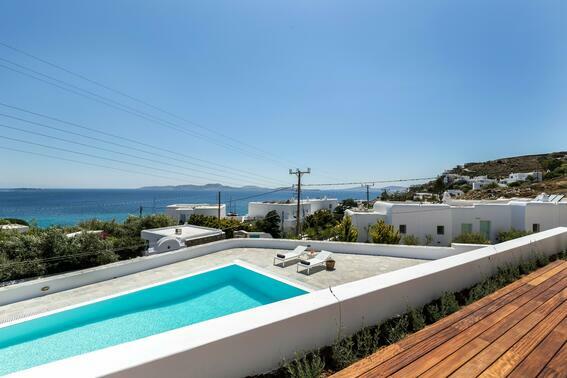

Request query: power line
[
  {"left": 0, "top": 56, "right": 291, "bottom": 167},
  {"left": 0, "top": 119, "right": 276, "bottom": 187},
  {"left": 0, "top": 102, "right": 287, "bottom": 187},
  {"left": 300, "top": 177, "right": 437, "bottom": 187},
  {"left": 230, "top": 186, "right": 293, "bottom": 202},
  {"left": 0, "top": 41, "right": 312, "bottom": 170},
  {"left": 0, "top": 144, "right": 184, "bottom": 182},
  {"left": 0, "top": 133, "right": 258, "bottom": 186}
]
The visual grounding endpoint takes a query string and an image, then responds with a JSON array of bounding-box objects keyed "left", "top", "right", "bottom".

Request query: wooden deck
[{"left": 332, "top": 259, "right": 567, "bottom": 378}]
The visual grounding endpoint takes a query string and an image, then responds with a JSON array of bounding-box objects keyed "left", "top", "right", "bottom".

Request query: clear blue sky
[{"left": 0, "top": 0, "right": 565, "bottom": 189}]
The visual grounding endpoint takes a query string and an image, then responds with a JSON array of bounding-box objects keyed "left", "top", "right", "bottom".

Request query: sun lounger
[
  {"left": 273, "top": 245, "right": 308, "bottom": 267},
  {"left": 296, "top": 251, "right": 333, "bottom": 275}
]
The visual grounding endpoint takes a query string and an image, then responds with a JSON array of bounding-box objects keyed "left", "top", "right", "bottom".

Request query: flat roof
[
  {"left": 142, "top": 225, "right": 222, "bottom": 239},
  {"left": 0, "top": 247, "right": 426, "bottom": 322}
]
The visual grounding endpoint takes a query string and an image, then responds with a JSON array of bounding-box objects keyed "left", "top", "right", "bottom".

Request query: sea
[{"left": 0, "top": 188, "right": 377, "bottom": 228}]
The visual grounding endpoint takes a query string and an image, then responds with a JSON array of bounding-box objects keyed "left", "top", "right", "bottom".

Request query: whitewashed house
[
  {"left": 347, "top": 193, "right": 567, "bottom": 245},
  {"left": 165, "top": 204, "right": 226, "bottom": 224},
  {"left": 500, "top": 171, "right": 543, "bottom": 185},
  {"left": 141, "top": 224, "right": 224, "bottom": 254},
  {"left": 247, "top": 198, "right": 338, "bottom": 231}
]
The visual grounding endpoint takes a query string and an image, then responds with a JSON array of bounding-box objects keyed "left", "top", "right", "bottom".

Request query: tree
[
  {"left": 453, "top": 233, "right": 490, "bottom": 244},
  {"left": 331, "top": 216, "right": 359, "bottom": 242},
  {"left": 333, "top": 199, "right": 358, "bottom": 220},
  {"left": 369, "top": 219, "right": 400, "bottom": 244},
  {"left": 254, "top": 210, "right": 281, "bottom": 238},
  {"left": 304, "top": 209, "right": 338, "bottom": 240}
]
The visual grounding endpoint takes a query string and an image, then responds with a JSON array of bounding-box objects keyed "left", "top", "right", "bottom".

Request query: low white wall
[{"left": 0, "top": 239, "right": 480, "bottom": 306}]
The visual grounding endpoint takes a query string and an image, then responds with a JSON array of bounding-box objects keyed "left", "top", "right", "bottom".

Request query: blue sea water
[
  {"left": 0, "top": 188, "right": 372, "bottom": 227},
  {"left": 0, "top": 264, "right": 307, "bottom": 375}
]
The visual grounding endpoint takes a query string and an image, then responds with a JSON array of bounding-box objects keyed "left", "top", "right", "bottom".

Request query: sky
[{"left": 0, "top": 0, "right": 565, "bottom": 189}]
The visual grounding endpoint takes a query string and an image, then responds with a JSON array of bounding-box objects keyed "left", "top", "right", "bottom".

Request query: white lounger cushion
[{"left": 276, "top": 245, "right": 307, "bottom": 259}]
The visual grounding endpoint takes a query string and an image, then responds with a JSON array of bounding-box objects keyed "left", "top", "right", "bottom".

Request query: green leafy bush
[
  {"left": 304, "top": 210, "right": 338, "bottom": 240},
  {"left": 369, "top": 220, "right": 400, "bottom": 244},
  {"left": 402, "top": 234, "right": 419, "bottom": 245},
  {"left": 330, "top": 216, "right": 359, "bottom": 242},
  {"left": 407, "top": 307, "right": 426, "bottom": 332},
  {"left": 284, "top": 352, "right": 325, "bottom": 378},
  {"left": 453, "top": 233, "right": 490, "bottom": 244},
  {"left": 498, "top": 229, "right": 531, "bottom": 242},
  {"left": 331, "top": 336, "right": 356, "bottom": 370}
]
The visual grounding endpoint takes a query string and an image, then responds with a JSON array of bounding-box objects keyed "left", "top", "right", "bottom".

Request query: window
[
  {"left": 399, "top": 225, "right": 407, "bottom": 234},
  {"left": 532, "top": 223, "right": 540, "bottom": 233},
  {"left": 461, "top": 223, "right": 473, "bottom": 234},
  {"left": 437, "top": 225, "right": 445, "bottom": 235}
]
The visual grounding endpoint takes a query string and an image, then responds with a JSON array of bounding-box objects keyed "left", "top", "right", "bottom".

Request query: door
[{"left": 480, "top": 220, "right": 491, "bottom": 241}]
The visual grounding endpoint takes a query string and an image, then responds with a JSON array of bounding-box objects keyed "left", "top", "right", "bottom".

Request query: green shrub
[
  {"left": 498, "top": 229, "right": 531, "bottom": 242},
  {"left": 424, "top": 302, "right": 443, "bottom": 324},
  {"left": 354, "top": 326, "right": 375, "bottom": 358},
  {"left": 369, "top": 220, "right": 400, "bottom": 244},
  {"left": 284, "top": 352, "right": 325, "bottom": 378},
  {"left": 453, "top": 233, "right": 490, "bottom": 244},
  {"left": 402, "top": 234, "right": 419, "bottom": 245},
  {"left": 439, "top": 292, "right": 460, "bottom": 317},
  {"left": 331, "top": 336, "right": 356, "bottom": 370},
  {"left": 330, "top": 216, "right": 359, "bottom": 242},
  {"left": 407, "top": 307, "right": 426, "bottom": 332},
  {"left": 379, "top": 315, "right": 408, "bottom": 344}
]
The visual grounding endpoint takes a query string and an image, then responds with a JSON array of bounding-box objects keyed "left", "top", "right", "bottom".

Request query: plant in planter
[{"left": 326, "top": 258, "right": 336, "bottom": 270}]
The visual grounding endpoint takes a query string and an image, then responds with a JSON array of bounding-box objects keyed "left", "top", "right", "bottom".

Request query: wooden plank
[
  {"left": 450, "top": 287, "right": 566, "bottom": 377},
  {"left": 478, "top": 301, "right": 567, "bottom": 377},
  {"left": 331, "top": 261, "right": 566, "bottom": 378},
  {"left": 363, "top": 266, "right": 567, "bottom": 377},
  {"left": 537, "top": 341, "right": 567, "bottom": 378},
  {"left": 419, "top": 277, "right": 567, "bottom": 378},
  {"left": 390, "top": 275, "right": 567, "bottom": 377},
  {"left": 508, "top": 317, "right": 567, "bottom": 377},
  {"left": 330, "top": 344, "right": 403, "bottom": 378}
]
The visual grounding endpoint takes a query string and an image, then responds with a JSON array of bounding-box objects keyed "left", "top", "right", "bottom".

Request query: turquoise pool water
[{"left": 0, "top": 264, "right": 306, "bottom": 375}]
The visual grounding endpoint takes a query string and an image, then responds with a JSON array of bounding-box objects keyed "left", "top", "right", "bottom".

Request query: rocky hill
[
  {"left": 448, "top": 152, "right": 566, "bottom": 179},
  {"left": 411, "top": 152, "right": 567, "bottom": 199}
]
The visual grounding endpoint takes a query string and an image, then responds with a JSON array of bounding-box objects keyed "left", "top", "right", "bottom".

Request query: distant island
[
  {"left": 138, "top": 183, "right": 407, "bottom": 193},
  {"left": 138, "top": 183, "right": 276, "bottom": 191}
]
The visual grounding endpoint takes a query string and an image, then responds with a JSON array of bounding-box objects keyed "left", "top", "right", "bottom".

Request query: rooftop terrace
[{"left": 0, "top": 247, "right": 426, "bottom": 323}]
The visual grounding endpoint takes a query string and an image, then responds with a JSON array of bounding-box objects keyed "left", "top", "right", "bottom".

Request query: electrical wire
[{"left": 0, "top": 102, "right": 287, "bottom": 187}]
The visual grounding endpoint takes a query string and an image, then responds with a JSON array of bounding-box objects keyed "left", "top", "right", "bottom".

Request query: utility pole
[
  {"left": 362, "top": 183, "right": 375, "bottom": 209},
  {"left": 289, "top": 168, "right": 311, "bottom": 237},
  {"left": 139, "top": 205, "right": 143, "bottom": 217},
  {"left": 217, "top": 191, "right": 221, "bottom": 227}
]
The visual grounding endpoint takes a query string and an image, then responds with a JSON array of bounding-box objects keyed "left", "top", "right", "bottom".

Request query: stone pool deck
[{"left": 0, "top": 247, "right": 427, "bottom": 323}]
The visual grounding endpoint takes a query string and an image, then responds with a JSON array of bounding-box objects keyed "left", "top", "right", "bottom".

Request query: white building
[
  {"left": 469, "top": 176, "right": 497, "bottom": 190},
  {"left": 0, "top": 224, "right": 29, "bottom": 233},
  {"left": 347, "top": 193, "right": 567, "bottom": 245},
  {"left": 165, "top": 204, "right": 226, "bottom": 224},
  {"left": 141, "top": 224, "right": 224, "bottom": 254},
  {"left": 247, "top": 198, "right": 339, "bottom": 231},
  {"left": 500, "top": 171, "right": 543, "bottom": 185}
]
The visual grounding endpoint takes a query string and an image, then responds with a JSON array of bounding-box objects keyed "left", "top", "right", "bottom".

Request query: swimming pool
[{"left": 0, "top": 264, "right": 307, "bottom": 375}]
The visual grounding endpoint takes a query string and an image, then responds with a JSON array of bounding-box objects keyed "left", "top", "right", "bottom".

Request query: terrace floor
[
  {"left": 0, "top": 247, "right": 427, "bottom": 323},
  {"left": 332, "top": 259, "right": 567, "bottom": 378}
]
